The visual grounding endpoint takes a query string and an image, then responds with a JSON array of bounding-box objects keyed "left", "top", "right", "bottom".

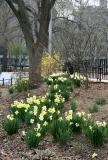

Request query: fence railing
[{"left": 0, "top": 76, "right": 28, "bottom": 86}]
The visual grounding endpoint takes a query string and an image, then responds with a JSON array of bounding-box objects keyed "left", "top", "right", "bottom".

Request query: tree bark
[{"left": 29, "top": 43, "right": 43, "bottom": 88}]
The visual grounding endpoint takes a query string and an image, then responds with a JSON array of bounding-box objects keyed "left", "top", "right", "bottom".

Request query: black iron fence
[
  {"left": 65, "top": 58, "right": 108, "bottom": 82},
  {"left": 0, "top": 58, "right": 108, "bottom": 86},
  {"left": 0, "top": 57, "right": 29, "bottom": 71},
  {"left": 87, "top": 58, "right": 108, "bottom": 81},
  {"left": 0, "top": 76, "right": 28, "bottom": 86}
]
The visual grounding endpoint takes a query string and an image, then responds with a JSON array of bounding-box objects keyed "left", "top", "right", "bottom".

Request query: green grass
[
  {"left": 89, "top": 104, "right": 99, "bottom": 113},
  {"left": 95, "top": 97, "right": 106, "bottom": 106},
  {"left": 70, "top": 101, "right": 77, "bottom": 112}
]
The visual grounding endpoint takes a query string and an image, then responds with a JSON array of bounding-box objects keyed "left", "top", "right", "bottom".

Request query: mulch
[{"left": 0, "top": 83, "right": 108, "bottom": 160}]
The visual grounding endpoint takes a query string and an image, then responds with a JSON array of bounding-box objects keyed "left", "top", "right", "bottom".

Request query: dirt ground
[{"left": 0, "top": 83, "right": 108, "bottom": 160}]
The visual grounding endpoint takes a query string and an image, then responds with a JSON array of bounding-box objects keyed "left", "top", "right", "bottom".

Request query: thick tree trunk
[
  {"left": 5, "top": 0, "right": 56, "bottom": 88},
  {"left": 29, "top": 43, "right": 43, "bottom": 88}
]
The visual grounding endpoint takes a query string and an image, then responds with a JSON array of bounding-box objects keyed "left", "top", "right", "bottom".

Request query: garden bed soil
[{"left": 0, "top": 83, "right": 108, "bottom": 160}]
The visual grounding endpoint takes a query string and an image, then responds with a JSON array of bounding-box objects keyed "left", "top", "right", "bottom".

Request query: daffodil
[
  {"left": 39, "top": 114, "right": 44, "bottom": 121},
  {"left": 30, "top": 119, "right": 34, "bottom": 124},
  {"left": 89, "top": 126, "right": 92, "bottom": 130},
  {"left": 34, "top": 106, "right": 38, "bottom": 115},
  {"left": 15, "top": 110, "right": 19, "bottom": 115},
  {"left": 7, "top": 114, "right": 14, "bottom": 121},
  {"left": 35, "top": 123, "right": 41, "bottom": 131},
  {"left": 34, "top": 99, "right": 40, "bottom": 105},
  {"left": 92, "top": 152, "right": 98, "bottom": 159},
  {"left": 36, "top": 132, "right": 41, "bottom": 137},
  {"left": 42, "top": 106, "right": 47, "bottom": 111},
  {"left": 48, "top": 107, "right": 56, "bottom": 114},
  {"left": 49, "top": 115, "right": 53, "bottom": 120},
  {"left": 65, "top": 110, "right": 73, "bottom": 121},
  {"left": 54, "top": 97, "right": 61, "bottom": 104},
  {"left": 76, "top": 123, "right": 79, "bottom": 127},
  {"left": 43, "top": 121, "right": 48, "bottom": 127}
]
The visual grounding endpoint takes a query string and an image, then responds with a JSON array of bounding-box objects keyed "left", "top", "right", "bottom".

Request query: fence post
[
  {"left": 2, "top": 78, "right": 4, "bottom": 86},
  {"left": 11, "top": 77, "right": 12, "bottom": 86}
]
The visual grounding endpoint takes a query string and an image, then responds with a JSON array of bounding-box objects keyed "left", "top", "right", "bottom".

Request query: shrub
[
  {"left": 70, "top": 101, "right": 77, "bottom": 112},
  {"left": 3, "top": 115, "right": 19, "bottom": 135},
  {"left": 41, "top": 53, "right": 60, "bottom": 76},
  {"left": 89, "top": 104, "right": 98, "bottom": 113},
  {"left": 25, "top": 127, "right": 41, "bottom": 148},
  {"left": 8, "top": 86, "right": 14, "bottom": 94},
  {"left": 49, "top": 119, "right": 71, "bottom": 146},
  {"left": 15, "top": 79, "right": 29, "bottom": 92},
  {"left": 95, "top": 97, "right": 106, "bottom": 106}
]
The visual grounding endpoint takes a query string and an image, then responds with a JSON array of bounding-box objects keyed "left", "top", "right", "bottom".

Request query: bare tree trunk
[
  {"left": 5, "top": 0, "right": 56, "bottom": 88},
  {"left": 29, "top": 44, "right": 43, "bottom": 88}
]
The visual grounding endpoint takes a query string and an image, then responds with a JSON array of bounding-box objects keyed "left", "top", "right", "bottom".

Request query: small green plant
[
  {"left": 89, "top": 104, "right": 98, "bottom": 113},
  {"left": 61, "top": 91, "right": 70, "bottom": 101},
  {"left": 70, "top": 101, "right": 77, "bottom": 112},
  {"left": 82, "top": 120, "right": 107, "bottom": 147},
  {"left": 73, "top": 79, "right": 81, "bottom": 87},
  {"left": 15, "top": 79, "right": 29, "bottom": 92},
  {"left": 56, "top": 127, "right": 71, "bottom": 146},
  {"left": 95, "top": 97, "right": 106, "bottom": 106},
  {"left": 3, "top": 115, "right": 19, "bottom": 135},
  {"left": 8, "top": 86, "right": 14, "bottom": 94},
  {"left": 74, "top": 142, "right": 83, "bottom": 155},
  {"left": 49, "top": 119, "right": 71, "bottom": 146},
  {"left": 70, "top": 114, "right": 83, "bottom": 133},
  {"left": 25, "top": 127, "right": 41, "bottom": 148},
  {"left": 90, "top": 127, "right": 104, "bottom": 147},
  {"left": 11, "top": 107, "right": 26, "bottom": 121},
  {"left": 24, "top": 111, "right": 36, "bottom": 125}
]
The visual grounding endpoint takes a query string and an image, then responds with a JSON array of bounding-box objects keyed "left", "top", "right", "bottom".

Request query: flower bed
[{"left": 3, "top": 72, "right": 108, "bottom": 148}]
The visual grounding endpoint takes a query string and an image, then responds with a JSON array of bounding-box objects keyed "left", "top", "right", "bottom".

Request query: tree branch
[
  {"left": 5, "top": 0, "right": 19, "bottom": 17},
  {"left": 50, "top": 0, "right": 56, "bottom": 8}
]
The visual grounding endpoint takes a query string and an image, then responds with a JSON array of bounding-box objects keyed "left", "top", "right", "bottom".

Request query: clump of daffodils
[
  {"left": 95, "top": 121, "right": 107, "bottom": 127},
  {"left": 54, "top": 94, "right": 65, "bottom": 104},
  {"left": 50, "top": 72, "right": 67, "bottom": 78},
  {"left": 65, "top": 110, "right": 73, "bottom": 121},
  {"left": 70, "top": 72, "right": 86, "bottom": 81},
  {"left": 7, "top": 114, "right": 14, "bottom": 121},
  {"left": 3, "top": 115, "right": 19, "bottom": 135}
]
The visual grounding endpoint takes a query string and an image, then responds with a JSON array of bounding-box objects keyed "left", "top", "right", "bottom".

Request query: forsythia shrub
[{"left": 41, "top": 52, "right": 61, "bottom": 76}]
